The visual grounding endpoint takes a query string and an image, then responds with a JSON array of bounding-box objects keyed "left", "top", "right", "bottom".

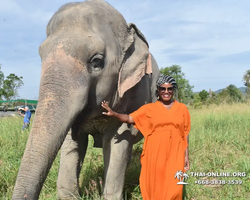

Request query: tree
[
  {"left": 0, "top": 64, "right": 5, "bottom": 100},
  {"left": 243, "top": 70, "right": 250, "bottom": 94},
  {"left": 160, "top": 65, "right": 194, "bottom": 104},
  {"left": 199, "top": 90, "right": 209, "bottom": 102},
  {"left": 0, "top": 65, "right": 24, "bottom": 100},
  {"left": 192, "top": 93, "right": 202, "bottom": 108},
  {"left": 218, "top": 84, "right": 242, "bottom": 103},
  {"left": 225, "top": 84, "right": 242, "bottom": 102}
]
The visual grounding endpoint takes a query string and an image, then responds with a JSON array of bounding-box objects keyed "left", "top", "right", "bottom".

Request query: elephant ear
[{"left": 118, "top": 23, "right": 153, "bottom": 98}]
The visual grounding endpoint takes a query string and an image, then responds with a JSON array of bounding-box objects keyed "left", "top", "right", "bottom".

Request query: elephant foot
[
  {"left": 57, "top": 184, "right": 81, "bottom": 200},
  {"left": 103, "top": 193, "right": 123, "bottom": 200}
]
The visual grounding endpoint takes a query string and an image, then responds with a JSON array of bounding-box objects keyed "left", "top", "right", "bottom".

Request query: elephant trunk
[{"left": 12, "top": 49, "right": 89, "bottom": 200}]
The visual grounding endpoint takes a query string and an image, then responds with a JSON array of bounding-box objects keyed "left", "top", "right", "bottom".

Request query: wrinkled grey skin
[{"left": 12, "top": 0, "right": 159, "bottom": 199}]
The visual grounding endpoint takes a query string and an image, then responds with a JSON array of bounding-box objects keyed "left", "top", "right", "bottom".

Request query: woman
[{"left": 101, "top": 74, "right": 191, "bottom": 200}]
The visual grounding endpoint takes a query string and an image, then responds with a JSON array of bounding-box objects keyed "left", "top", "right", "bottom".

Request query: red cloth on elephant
[{"left": 129, "top": 100, "right": 191, "bottom": 200}]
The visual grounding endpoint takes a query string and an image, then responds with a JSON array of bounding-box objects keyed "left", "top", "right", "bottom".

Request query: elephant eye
[{"left": 89, "top": 54, "right": 104, "bottom": 72}]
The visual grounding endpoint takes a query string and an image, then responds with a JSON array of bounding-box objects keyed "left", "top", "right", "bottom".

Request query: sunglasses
[{"left": 158, "top": 86, "right": 174, "bottom": 92}]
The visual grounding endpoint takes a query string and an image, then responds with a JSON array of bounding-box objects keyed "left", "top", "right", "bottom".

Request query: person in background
[
  {"left": 18, "top": 106, "right": 32, "bottom": 131},
  {"left": 101, "top": 74, "right": 191, "bottom": 200}
]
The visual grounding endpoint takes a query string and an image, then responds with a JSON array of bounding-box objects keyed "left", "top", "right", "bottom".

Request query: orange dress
[{"left": 130, "top": 100, "right": 191, "bottom": 200}]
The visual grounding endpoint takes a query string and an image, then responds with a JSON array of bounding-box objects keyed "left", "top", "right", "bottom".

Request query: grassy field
[{"left": 1, "top": 102, "right": 250, "bottom": 199}]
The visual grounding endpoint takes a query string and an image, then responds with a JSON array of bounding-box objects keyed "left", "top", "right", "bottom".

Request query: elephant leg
[
  {"left": 57, "top": 130, "right": 88, "bottom": 199},
  {"left": 102, "top": 124, "right": 134, "bottom": 200}
]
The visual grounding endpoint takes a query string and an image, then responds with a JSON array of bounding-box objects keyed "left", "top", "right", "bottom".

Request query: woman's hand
[
  {"left": 101, "top": 100, "right": 115, "bottom": 116},
  {"left": 101, "top": 100, "right": 135, "bottom": 124},
  {"left": 184, "top": 155, "right": 190, "bottom": 171}
]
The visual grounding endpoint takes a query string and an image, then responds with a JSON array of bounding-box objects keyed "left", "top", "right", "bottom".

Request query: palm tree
[
  {"left": 183, "top": 173, "right": 189, "bottom": 182},
  {"left": 174, "top": 170, "right": 183, "bottom": 182}
]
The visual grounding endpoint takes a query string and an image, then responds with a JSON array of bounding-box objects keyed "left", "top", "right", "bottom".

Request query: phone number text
[{"left": 194, "top": 180, "right": 243, "bottom": 185}]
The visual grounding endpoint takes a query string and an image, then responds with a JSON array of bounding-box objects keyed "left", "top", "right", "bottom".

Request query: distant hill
[
  {"left": 214, "top": 87, "right": 247, "bottom": 94},
  {"left": 214, "top": 89, "right": 223, "bottom": 94},
  {"left": 239, "top": 87, "right": 247, "bottom": 93}
]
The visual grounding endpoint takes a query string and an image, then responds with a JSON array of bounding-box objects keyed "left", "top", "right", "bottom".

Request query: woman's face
[{"left": 158, "top": 83, "right": 174, "bottom": 102}]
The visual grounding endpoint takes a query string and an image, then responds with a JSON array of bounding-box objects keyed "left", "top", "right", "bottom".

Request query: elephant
[{"left": 12, "top": 0, "right": 160, "bottom": 199}]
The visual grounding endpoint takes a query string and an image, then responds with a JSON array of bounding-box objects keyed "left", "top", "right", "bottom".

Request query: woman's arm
[
  {"left": 101, "top": 101, "right": 135, "bottom": 124},
  {"left": 184, "top": 135, "right": 189, "bottom": 170}
]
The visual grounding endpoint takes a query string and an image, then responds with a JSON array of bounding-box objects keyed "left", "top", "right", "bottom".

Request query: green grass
[
  {"left": 187, "top": 102, "right": 250, "bottom": 200},
  {"left": 1, "top": 102, "right": 250, "bottom": 199}
]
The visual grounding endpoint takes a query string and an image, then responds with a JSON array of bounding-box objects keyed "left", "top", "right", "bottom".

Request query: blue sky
[{"left": 0, "top": 0, "right": 249, "bottom": 99}]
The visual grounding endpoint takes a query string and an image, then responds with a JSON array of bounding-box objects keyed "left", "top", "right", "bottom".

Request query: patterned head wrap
[{"left": 156, "top": 74, "right": 177, "bottom": 89}]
